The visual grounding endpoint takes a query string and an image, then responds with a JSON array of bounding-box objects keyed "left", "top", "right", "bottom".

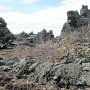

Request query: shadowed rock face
[
  {"left": 0, "top": 17, "right": 7, "bottom": 27},
  {"left": 67, "top": 11, "right": 80, "bottom": 27},
  {"left": 60, "top": 5, "right": 90, "bottom": 42},
  {"left": 70, "top": 5, "right": 90, "bottom": 27},
  {"left": 66, "top": 5, "right": 90, "bottom": 28},
  {"left": 35, "top": 29, "right": 54, "bottom": 44},
  {"left": 0, "top": 17, "right": 14, "bottom": 49},
  {"left": 80, "top": 5, "right": 90, "bottom": 18}
]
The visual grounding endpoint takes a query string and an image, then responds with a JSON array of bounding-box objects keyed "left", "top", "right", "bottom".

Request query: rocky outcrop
[
  {"left": 0, "top": 17, "right": 14, "bottom": 49},
  {"left": 80, "top": 5, "right": 90, "bottom": 18},
  {"left": 0, "top": 5, "right": 90, "bottom": 90},
  {"left": 0, "top": 17, "right": 54, "bottom": 47},
  {"left": 35, "top": 29, "right": 54, "bottom": 44},
  {"left": 67, "top": 10, "right": 81, "bottom": 27},
  {"left": 60, "top": 5, "right": 90, "bottom": 42},
  {"left": 15, "top": 29, "right": 54, "bottom": 47},
  {"left": 67, "top": 5, "right": 90, "bottom": 28}
]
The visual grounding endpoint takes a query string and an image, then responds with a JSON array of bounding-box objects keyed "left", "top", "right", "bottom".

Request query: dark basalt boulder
[
  {"left": 80, "top": 5, "right": 90, "bottom": 18},
  {"left": 66, "top": 5, "right": 90, "bottom": 28},
  {"left": 60, "top": 5, "right": 90, "bottom": 42},
  {"left": 67, "top": 10, "right": 80, "bottom": 27},
  {"left": 0, "top": 17, "right": 14, "bottom": 49}
]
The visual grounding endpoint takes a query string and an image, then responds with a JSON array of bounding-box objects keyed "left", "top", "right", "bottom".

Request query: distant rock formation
[
  {"left": 15, "top": 29, "right": 54, "bottom": 47},
  {"left": 35, "top": 29, "right": 54, "bottom": 44},
  {"left": 67, "top": 10, "right": 81, "bottom": 27},
  {"left": 0, "top": 17, "right": 14, "bottom": 49},
  {"left": 60, "top": 5, "right": 90, "bottom": 42},
  {"left": 66, "top": 5, "right": 90, "bottom": 28}
]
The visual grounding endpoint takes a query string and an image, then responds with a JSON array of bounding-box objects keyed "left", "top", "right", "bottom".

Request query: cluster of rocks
[
  {"left": 0, "top": 17, "right": 55, "bottom": 48},
  {"left": 14, "top": 29, "right": 54, "bottom": 47},
  {"left": 60, "top": 5, "right": 90, "bottom": 42},
  {"left": 67, "top": 5, "right": 90, "bottom": 28}
]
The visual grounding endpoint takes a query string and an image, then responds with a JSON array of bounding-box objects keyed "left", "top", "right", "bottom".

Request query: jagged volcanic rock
[
  {"left": 60, "top": 5, "right": 90, "bottom": 42},
  {"left": 15, "top": 29, "right": 54, "bottom": 47},
  {"left": 0, "top": 17, "right": 14, "bottom": 49}
]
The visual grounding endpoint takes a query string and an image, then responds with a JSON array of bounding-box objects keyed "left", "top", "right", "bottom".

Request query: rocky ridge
[
  {"left": 14, "top": 29, "right": 54, "bottom": 47},
  {"left": 0, "top": 17, "right": 54, "bottom": 48},
  {"left": 60, "top": 5, "right": 90, "bottom": 42}
]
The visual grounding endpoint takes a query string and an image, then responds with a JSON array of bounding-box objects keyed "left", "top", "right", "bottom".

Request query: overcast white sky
[{"left": 0, "top": 0, "right": 90, "bottom": 36}]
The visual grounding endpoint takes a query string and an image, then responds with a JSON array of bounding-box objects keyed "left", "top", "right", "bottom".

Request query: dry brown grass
[
  {"left": 0, "top": 43, "right": 59, "bottom": 61},
  {"left": 0, "top": 39, "right": 77, "bottom": 62}
]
